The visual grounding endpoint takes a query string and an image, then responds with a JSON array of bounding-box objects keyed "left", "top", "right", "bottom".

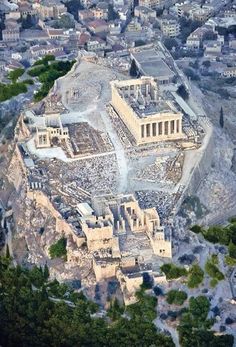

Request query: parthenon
[{"left": 110, "top": 77, "right": 184, "bottom": 145}]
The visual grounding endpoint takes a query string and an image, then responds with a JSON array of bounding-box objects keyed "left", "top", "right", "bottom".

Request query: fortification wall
[
  {"left": 7, "top": 144, "right": 26, "bottom": 192},
  {"left": 175, "top": 121, "right": 214, "bottom": 213},
  {"left": 27, "top": 190, "right": 85, "bottom": 248}
]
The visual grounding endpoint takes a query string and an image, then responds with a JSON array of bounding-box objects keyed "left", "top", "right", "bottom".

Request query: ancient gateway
[{"left": 110, "top": 77, "right": 183, "bottom": 145}]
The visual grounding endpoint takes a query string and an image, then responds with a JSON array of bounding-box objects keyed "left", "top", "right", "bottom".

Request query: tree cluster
[
  {"left": 29, "top": 56, "right": 75, "bottom": 101},
  {"left": 0, "top": 81, "right": 27, "bottom": 102},
  {"left": 0, "top": 257, "right": 175, "bottom": 347},
  {"left": 183, "top": 67, "right": 200, "bottom": 81},
  {"left": 63, "top": 0, "right": 84, "bottom": 20},
  {"left": 161, "top": 263, "right": 188, "bottom": 280},
  {"left": 166, "top": 290, "right": 187, "bottom": 305},
  {"left": 52, "top": 14, "right": 75, "bottom": 29},
  {"left": 187, "top": 264, "right": 204, "bottom": 288},
  {"left": 191, "top": 221, "right": 236, "bottom": 263},
  {"left": 205, "top": 255, "right": 224, "bottom": 287},
  {"left": 8, "top": 68, "right": 24, "bottom": 82},
  {"left": 177, "top": 84, "right": 189, "bottom": 100},
  {"left": 178, "top": 296, "right": 234, "bottom": 347},
  {"left": 179, "top": 17, "right": 202, "bottom": 43}
]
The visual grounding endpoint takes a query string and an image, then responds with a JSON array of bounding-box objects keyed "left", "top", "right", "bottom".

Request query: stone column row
[{"left": 141, "top": 120, "right": 180, "bottom": 138}]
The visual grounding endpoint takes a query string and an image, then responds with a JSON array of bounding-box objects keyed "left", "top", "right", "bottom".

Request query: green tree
[
  {"left": 107, "top": 298, "right": 124, "bottom": 321},
  {"left": 190, "top": 224, "right": 203, "bottom": 233},
  {"left": 44, "top": 264, "right": 50, "bottom": 280},
  {"left": 130, "top": 59, "right": 138, "bottom": 77},
  {"left": 164, "top": 38, "right": 178, "bottom": 50},
  {"left": 8, "top": 68, "right": 24, "bottom": 82},
  {"left": 229, "top": 240, "right": 236, "bottom": 259},
  {"left": 177, "top": 84, "right": 189, "bottom": 100},
  {"left": 108, "top": 4, "right": 119, "bottom": 20},
  {"left": 205, "top": 257, "right": 224, "bottom": 283},
  {"left": 202, "top": 60, "right": 211, "bottom": 68},
  {"left": 49, "top": 237, "right": 67, "bottom": 259},
  {"left": 5, "top": 244, "right": 10, "bottom": 258},
  {"left": 0, "top": 257, "right": 175, "bottom": 347},
  {"left": 187, "top": 264, "right": 204, "bottom": 288},
  {"left": 166, "top": 290, "right": 187, "bottom": 305},
  {"left": 161, "top": 263, "right": 187, "bottom": 280},
  {"left": 219, "top": 106, "right": 224, "bottom": 128}
]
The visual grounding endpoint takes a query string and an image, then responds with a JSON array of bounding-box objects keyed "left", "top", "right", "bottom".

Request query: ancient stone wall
[
  {"left": 7, "top": 144, "right": 26, "bottom": 192},
  {"left": 27, "top": 190, "right": 85, "bottom": 248},
  {"left": 174, "top": 121, "right": 214, "bottom": 213}
]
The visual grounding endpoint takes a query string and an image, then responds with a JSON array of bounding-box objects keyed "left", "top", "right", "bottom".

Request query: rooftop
[{"left": 131, "top": 49, "right": 174, "bottom": 79}]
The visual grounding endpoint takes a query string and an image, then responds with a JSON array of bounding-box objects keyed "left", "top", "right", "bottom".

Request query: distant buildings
[
  {"left": 33, "top": 2, "right": 66, "bottom": 20},
  {"left": 30, "top": 44, "right": 64, "bottom": 59},
  {"left": 2, "top": 28, "right": 20, "bottom": 42},
  {"left": 134, "top": 6, "right": 156, "bottom": 22},
  {"left": 87, "top": 19, "right": 108, "bottom": 34},
  {"left": 91, "top": 2, "right": 109, "bottom": 20},
  {"left": 139, "top": 0, "right": 163, "bottom": 9},
  {"left": 221, "top": 67, "right": 236, "bottom": 78},
  {"left": 186, "top": 26, "right": 209, "bottom": 50},
  {"left": 160, "top": 18, "right": 180, "bottom": 38},
  {"left": 130, "top": 49, "right": 175, "bottom": 84},
  {"left": 175, "top": 2, "right": 212, "bottom": 22}
]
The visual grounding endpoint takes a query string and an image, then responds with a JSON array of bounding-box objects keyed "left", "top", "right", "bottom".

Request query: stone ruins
[{"left": 110, "top": 77, "right": 183, "bottom": 145}]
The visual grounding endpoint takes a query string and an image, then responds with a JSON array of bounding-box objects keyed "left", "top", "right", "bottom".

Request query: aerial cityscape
[{"left": 0, "top": 0, "right": 236, "bottom": 345}]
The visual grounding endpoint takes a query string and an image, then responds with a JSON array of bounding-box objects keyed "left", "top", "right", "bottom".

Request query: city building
[
  {"left": 221, "top": 67, "right": 236, "bottom": 78},
  {"left": 30, "top": 44, "right": 64, "bottom": 58},
  {"left": 91, "top": 2, "right": 109, "bottom": 20},
  {"left": 186, "top": 26, "right": 209, "bottom": 49},
  {"left": 130, "top": 49, "right": 175, "bottom": 84},
  {"left": 87, "top": 19, "right": 108, "bottom": 34},
  {"left": 160, "top": 18, "right": 180, "bottom": 38},
  {"left": 134, "top": 6, "right": 156, "bottom": 22},
  {"left": 204, "top": 41, "right": 221, "bottom": 59},
  {"left": 33, "top": 2, "right": 67, "bottom": 20},
  {"left": 139, "top": 0, "right": 163, "bottom": 9},
  {"left": 2, "top": 28, "right": 20, "bottom": 42},
  {"left": 78, "top": 9, "right": 94, "bottom": 21},
  {"left": 110, "top": 77, "right": 183, "bottom": 145}
]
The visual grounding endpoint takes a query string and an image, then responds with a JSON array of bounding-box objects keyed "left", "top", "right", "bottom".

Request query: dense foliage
[
  {"left": 0, "top": 257, "right": 174, "bottom": 347},
  {"left": 49, "top": 237, "right": 67, "bottom": 259},
  {"left": 28, "top": 55, "right": 75, "bottom": 101},
  {"left": 205, "top": 255, "right": 224, "bottom": 287},
  {"left": 161, "top": 263, "right": 187, "bottom": 279},
  {"left": 63, "top": 0, "right": 83, "bottom": 20},
  {"left": 0, "top": 81, "right": 27, "bottom": 102},
  {"left": 178, "top": 296, "right": 234, "bottom": 347},
  {"left": 187, "top": 264, "right": 204, "bottom": 288},
  {"left": 8, "top": 68, "right": 24, "bottom": 82},
  {"left": 177, "top": 84, "right": 189, "bottom": 100},
  {"left": 191, "top": 220, "right": 236, "bottom": 263},
  {"left": 178, "top": 17, "right": 201, "bottom": 43},
  {"left": 166, "top": 290, "right": 187, "bottom": 305}
]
